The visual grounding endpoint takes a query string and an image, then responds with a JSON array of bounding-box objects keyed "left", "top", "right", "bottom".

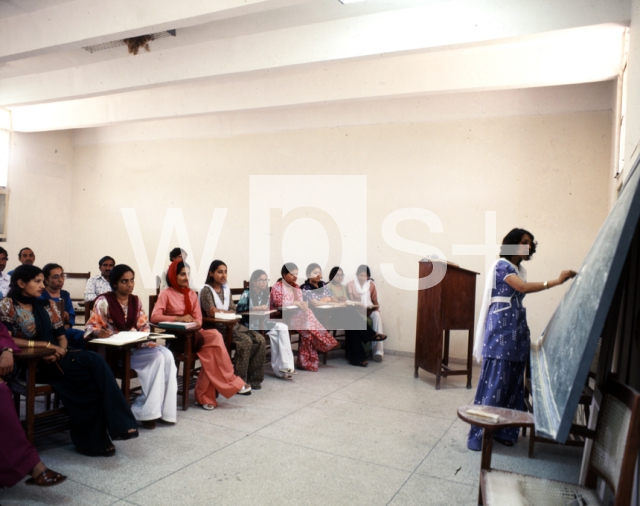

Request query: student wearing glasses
[
  {"left": 236, "top": 270, "right": 295, "bottom": 380},
  {"left": 40, "top": 263, "right": 86, "bottom": 349}
]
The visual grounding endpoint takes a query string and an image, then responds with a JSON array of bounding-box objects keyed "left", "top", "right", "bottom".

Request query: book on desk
[
  {"left": 90, "top": 331, "right": 176, "bottom": 346},
  {"left": 156, "top": 321, "right": 199, "bottom": 330}
]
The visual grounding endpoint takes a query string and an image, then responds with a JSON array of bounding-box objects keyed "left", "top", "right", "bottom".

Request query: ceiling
[{"left": 0, "top": 0, "right": 631, "bottom": 132}]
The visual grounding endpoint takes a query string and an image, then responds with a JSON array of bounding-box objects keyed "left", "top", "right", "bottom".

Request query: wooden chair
[
  {"left": 9, "top": 347, "right": 70, "bottom": 443},
  {"left": 458, "top": 379, "right": 640, "bottom": 506},
  {"left": 65, "top": 271, "right": 90, "bottom": 324},
  {"left": 149, "top": 294, "right": 201, "bottom": 411}
]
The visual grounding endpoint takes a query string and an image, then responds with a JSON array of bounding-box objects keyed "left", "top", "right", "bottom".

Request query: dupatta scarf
[{"left": 167, "top": 260, "right": 193, "bottom": 316}]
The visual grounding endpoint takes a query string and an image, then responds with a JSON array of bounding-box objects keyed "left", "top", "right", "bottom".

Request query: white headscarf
[{"left": 472, "top": 259, "right": 527, "bottom": 363}]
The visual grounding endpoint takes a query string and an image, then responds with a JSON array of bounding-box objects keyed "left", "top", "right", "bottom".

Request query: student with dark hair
[
  {"left": 0, "top": 246, "right": 10, "bottom": 297},
  {"left": 84, "top": 256, "right": 115, "bottom": 301},
  {"left": 269, "top": 263, "right": 340, "bottom": 372},
  {"left": 0, "top": 326, "right": 66, "bottom": 487},
  {"left": 41, "top": 263, "right": 85, "bottom": 349},
  {"left": 151, "top": 260, "right": 251, "bottom": 410},
  {"left": 160, "top": 247, "right": 187, "bottom": 290},
  {"left": 467, "top": 228, "right": 576, "bottom": 451},
  {"left": 236, "top": 269, "right": 295, "bottom": 380},
  {"left": 200, "top": 260, "right": 266, "bottom": 389},
  {"left": 327, "top": 266, "right": 347, "bottom": 302},
  {"left": 8, "top": 248, "right": 35, "bottom": 276},
  {"left": 84, "top": 265, "right": 177, "bottom": 429},
  {"left": 347, "top": 264, "right": 385, "bottom": 362},
  {"left": 0, "top": 264, "right": 138, "bottom": 457}
]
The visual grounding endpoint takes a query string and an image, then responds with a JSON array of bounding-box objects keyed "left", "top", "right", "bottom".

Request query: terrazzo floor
[{"left": 0, "top": 355, "right": 584, "bottom": 506}]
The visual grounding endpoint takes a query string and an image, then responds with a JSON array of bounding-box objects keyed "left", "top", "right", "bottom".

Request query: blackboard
[{"left": 530, "top": 155, "right": 640, "bottom": 442}]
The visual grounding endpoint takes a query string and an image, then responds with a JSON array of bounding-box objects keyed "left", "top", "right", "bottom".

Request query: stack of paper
[{"left": 215, "top": 313, "right": 242, "bottom": 321}]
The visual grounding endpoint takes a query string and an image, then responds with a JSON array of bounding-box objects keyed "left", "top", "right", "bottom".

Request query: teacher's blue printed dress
[{"left": 467, "top": 259, "right": 530, "bottom": 450}]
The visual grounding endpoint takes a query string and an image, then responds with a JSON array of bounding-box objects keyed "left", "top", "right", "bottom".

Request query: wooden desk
[
  {"left": 86, "top": 339, "right": 143, "bottom": 402},
  {"left": 457, "top": 404, "right": 534, "bottom": 502},
  {"left": 152, "top": 324, "right": 201, "bottom": 411},
  {"left": 11, "top": 346, "right": 64, "bottom": 442},
  {"left": 202, "top": 317, "right": 237, "bottom": 353}
]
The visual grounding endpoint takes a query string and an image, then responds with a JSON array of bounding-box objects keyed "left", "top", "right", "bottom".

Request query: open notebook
[{"left": 90, "top": 331, "right": 175, "bottom": 346}]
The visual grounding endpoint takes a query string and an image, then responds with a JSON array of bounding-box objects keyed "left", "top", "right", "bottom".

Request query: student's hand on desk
[
  {"left": 96, "top": 328, "right": 113, "bottom": 339},
  {"left": 138, "top": 342, "right": 158, "bottom": 349},
  {"left": 0, "top": 349, "right": 14, "bottom": 375},
  {"left": 177, "top": 315, "right": 196, "bottom": 322},
  {"left": 205, "top": 308, "right": 217, "bottom": 317}
]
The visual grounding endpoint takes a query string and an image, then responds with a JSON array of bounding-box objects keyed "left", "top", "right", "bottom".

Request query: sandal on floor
[
  {"left": 26, "top": 468, "right": 67, "bottom": 487},
  {"left": 373, "top": 333, "right": 387, "bottom": 341},
  {"left": 349, "top": 360, "right": 368, "bottom": 367},
  {"left": 279, "top": 371, "right": 293, "bottom": 380},
  {"left": 195, "top": 401, "right": 215, "bottom": 411},
  {"left": 238, "top": 384, "right": 252, "bottom": 395},
  {"left": 495, "top": 438, "right": 515, "bottom": 447}
]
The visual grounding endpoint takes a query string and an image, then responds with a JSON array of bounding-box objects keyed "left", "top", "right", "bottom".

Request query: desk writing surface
[{"left": 531, "top": 155, "right": 640, "bottom": 442}]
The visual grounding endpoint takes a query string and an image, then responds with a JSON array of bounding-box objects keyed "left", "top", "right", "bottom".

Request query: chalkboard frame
[{"left": 531, "top": 155, "right": 640, "bottom": 442}]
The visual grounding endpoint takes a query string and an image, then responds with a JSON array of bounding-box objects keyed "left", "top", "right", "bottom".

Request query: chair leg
[
  {"left": 45, "top": 393, "right": 51, "bottom": 411},
  {"left": 528, "top": 430, "right": 535, "bottom": 458}
]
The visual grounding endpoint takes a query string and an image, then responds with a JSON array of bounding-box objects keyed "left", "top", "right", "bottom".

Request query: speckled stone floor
[{"left": 0, "top": 355, "right": 584, "bottom": 506}]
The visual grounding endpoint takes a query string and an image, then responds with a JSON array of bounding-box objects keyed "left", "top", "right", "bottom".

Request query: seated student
[
  {"left": 40, "top": 263, "right": 85, "bottom": 350},
  {"left": 8, "top": 247, "right": 36, "bottom": 276},
  {"left": 269, "top": 263, "right": 340, "bottom": 372},
  {"left": 159, "top": 247, "right": 186, "bottom": 291},
  {"left": 236, "top": 269, "right": 294, "bottom": 380},
  {"left": 0, "top": 330, "right": 66, "bottom": 488},
  {"left": 200, "top": 260, "right": 266, "bottom": 390},
  {"left": 0, "top": 265, "right": 138, "bottom": 457},
  {"left": 84, "top": 256, "right": 115, "bottom": 301},
  {"left": 347, "top": 264, "right": 385, "bottom": 362},
  {"left": 327, "top": 267, "right": 348, "bottom": 302},
  {"left": 304, "top": 264, "right": 385, "bottom": 367},
  {"left": 0, "top": 247, "right": 10, "bottom": 298},
  {"left": 151, "top": 260, "right": 251, "bottom": 410},
  {"left": 84, "top": 264, "right": 177, "bottom": 429}
]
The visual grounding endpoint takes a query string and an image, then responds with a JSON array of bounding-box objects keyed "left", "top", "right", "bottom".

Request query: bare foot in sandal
[{"left": 26, "top": 462, "right": 66, "bottom": 487}]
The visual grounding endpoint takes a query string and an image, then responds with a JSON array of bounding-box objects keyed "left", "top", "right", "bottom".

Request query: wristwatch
[{"left": 1, "top": 347, "right": 14, "bottom": 354}]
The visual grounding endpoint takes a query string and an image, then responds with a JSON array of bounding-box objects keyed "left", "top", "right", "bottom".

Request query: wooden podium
[{"left": 414, "top": 260, "right": 478, "bottom": 389}]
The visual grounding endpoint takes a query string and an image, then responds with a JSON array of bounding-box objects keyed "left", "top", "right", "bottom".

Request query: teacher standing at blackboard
[{"left": 467, "top": 228, "right": 576, "bottom": 451}]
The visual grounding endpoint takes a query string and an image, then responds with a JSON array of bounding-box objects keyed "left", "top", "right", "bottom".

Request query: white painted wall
[
  {"left": 5, "top": 129, "right": 73, "bottom": 272},
  {"left": 623, "top": 0, "right": 640, "bottom": 175},
  {"left": 69, "top": 101, "right": 611, "bottom": 358}
]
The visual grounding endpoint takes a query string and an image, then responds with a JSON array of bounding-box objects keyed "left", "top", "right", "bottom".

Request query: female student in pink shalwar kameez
[
  {"left": 269, "top": 263, "right": 339, "bottom": 372},
  {"left": 150, "top": 260, "right": 251, "bottom": 411}
]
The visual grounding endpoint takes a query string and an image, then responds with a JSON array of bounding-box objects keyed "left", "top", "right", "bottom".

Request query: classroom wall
[
  {"left": 5, "top": 130, "right": 73, "bottom": 273},
  {"left": 69, "top": 104, "right": 612, "bottom": 358},
  {"left": 623, "top": 0, "right": 640, "bottom": 177}
]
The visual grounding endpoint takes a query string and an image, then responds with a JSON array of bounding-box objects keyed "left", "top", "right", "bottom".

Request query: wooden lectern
[{"left": 414, "top": 260, "right": 478, "bottom": 389}]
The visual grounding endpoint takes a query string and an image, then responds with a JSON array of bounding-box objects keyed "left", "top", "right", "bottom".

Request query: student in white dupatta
[
  {"left": 199, "top": 260, "right": 266, "bottom": 389},
  {"left": 346, "top": 264, "right": 385, "bottom": 362}
]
